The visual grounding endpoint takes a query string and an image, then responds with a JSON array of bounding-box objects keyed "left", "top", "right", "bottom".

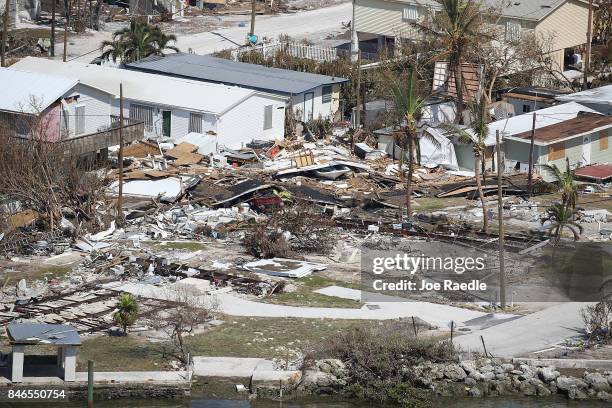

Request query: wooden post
[
  {"left": 497, "top": 130, "right": 506, "bottom": 309},
  {"left": 117, "top": 83, "right": 124, "bottom": 221},
  {"left": 249, "top": 0, "right": 256, "bottom": 38},
  {"left": 51, "top": 0, "right": 56, "bottom": 57},
  {"left": 1, "top": 0, "right": 9, "bottom": 67},
  {"left": 480, "top": 335, "right": 488, "bottom": 357},
  {"left": 527, "top": 111, "right": 536, "bottom": 198},
  {"left": 583, "top": 0, "right": 593, "bottom": 90},
  {"left": 63, "top": 0, "right": 70, "bottom": 62},
  {"left": 87, "top": 360, "right": 94, "bottom": 408},
  {"left": 354, "top": 50, "right": 362, "bottom": 133}
]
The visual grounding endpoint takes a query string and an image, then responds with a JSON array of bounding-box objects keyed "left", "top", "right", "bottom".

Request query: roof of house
[
  {"left": 400, "top": 0, "right": 588, "bottom": 22},
  {"left": 556, "top": 85, "right": 612, "bottom": 105},
  {"left": 0, "top": 68, "right": 78, "bottom": 114},
  {"left": 125, "top": 53, "right": 348, "bottom": 95},
  {"left": 512, "top": 112, "right": 612, "bottom": 144},
  {"left": 482, "top": 102, "right": 599, "bottom": 146},
  {"left": 7, "top": 322, "right": 81, "bottom": 346},
  {"left": 502, "top": 86, "right": 571, "bottom": 100},
  {"left": 9, "top": 57, "right": 267, "bottom": 115},
  {"left": 574, "top": 164, "right": 612, "bottom": 181}
]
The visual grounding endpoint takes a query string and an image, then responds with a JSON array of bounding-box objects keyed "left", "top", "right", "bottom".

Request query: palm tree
[
  {"left": 113, "top": 293, "right": 139, "bottom": 335},
  {"left": 388, "top": 67, "right": 440, "bottom": 221},
  {"left": 541, "top": 158, "right": 579, "bottom": 211},
  {"left": 443, "top": 94, "right": 490, "bottom": 232},
  {"left": 541, "top": 203, "right": 583, "bottom": 245},
  {"left": 413, "top": 0, "right": 486, "bottom": 123},
  {"left": 101, "top": 21, "right": 179, "bottom": 64}
]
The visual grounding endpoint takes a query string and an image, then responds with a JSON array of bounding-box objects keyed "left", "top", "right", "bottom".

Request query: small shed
[{"left": 6, "top": 322, "right": 81, "bottom": 383}]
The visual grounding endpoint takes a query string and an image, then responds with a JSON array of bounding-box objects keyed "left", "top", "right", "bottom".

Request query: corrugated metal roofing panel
[
  {"left": 7, "top": 322, "right": 81, "bottom": 345},
  {"left": 0, "top": 68, "right": 78, "bottom": 114},
  {"left": 125, "top": 53, "right": 348, "bottom": 95}
]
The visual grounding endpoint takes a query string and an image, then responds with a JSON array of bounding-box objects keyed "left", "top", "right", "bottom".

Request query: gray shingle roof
[
  {"left": 125, "top": 53, "right": 348, "bottom": 95},
  {"left": 406, "top": 0, "right": 581, "bottom": 21},
  {"left": 7, "top": 323, "right": 81, "bottom": 346}
]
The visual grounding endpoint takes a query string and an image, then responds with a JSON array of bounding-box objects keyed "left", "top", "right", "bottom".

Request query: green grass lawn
[
  {"left": 186, "top": 317, "right": 377, "bottom": 362},
  {"left": 2, "top": 264, "right": 73, "bottom": 287},
  {"left": 262, "top": 275, "right": 362, "bottom": 308},
  {"left": 78, "top": 335, "right": 167, "bottom": 371}
]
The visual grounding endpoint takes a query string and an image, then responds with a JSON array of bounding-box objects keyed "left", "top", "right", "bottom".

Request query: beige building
[{"left": 354, "top": 0, "right": 592, "bottom": 72}]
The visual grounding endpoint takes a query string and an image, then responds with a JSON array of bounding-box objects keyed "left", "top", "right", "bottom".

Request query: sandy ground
[{"left": 46, "top": 2, "right": 351, "bottom": 63}]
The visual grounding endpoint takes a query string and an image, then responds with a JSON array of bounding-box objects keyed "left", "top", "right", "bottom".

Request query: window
[
  {"left": 402, "top": 5, "right": 419, "bottom": 21},
  {"left": 263, "top": 105, "right": 273, "bottom": 130},
  {"left": 129, "top": 103, "right": 154, "bottom": 131},
  {"left": 600, "top": 130, "right": 609, "bottom": 150},
  {"left": 74, "top": 105, "right": 85, "bottom": 135},
  {"left": 189, "top": 113, "right": 202, "bottom": 134},
  {"left": 523, "top": 104, "right": 531, "bottom": 113},
  {"left": 548, "top": 142, "right": 565, "bottom": 161},
  {"left": 505, "top": 20, "right": 521, "bottom": 42},
  {"left": 322, "top": 86, "right": 332, "bottom": 104}
]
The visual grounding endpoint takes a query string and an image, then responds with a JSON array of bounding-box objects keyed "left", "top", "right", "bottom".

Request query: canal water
[{"left": 1, "top": 397, "right": 610, "bottom": 408}]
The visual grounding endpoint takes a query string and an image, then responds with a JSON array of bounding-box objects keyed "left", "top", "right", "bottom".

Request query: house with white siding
[
  {"left": 124, "top": 53, "right": 348, "bottom": 123},
  {"left": 0, "top": 67, "right": 144, "bottom": 158},
  {"left": 354, "top": 0, "right": 593, "bottom": 73},
  {"left": 9, "top": 57, "right": 288, "bottom": 149}
]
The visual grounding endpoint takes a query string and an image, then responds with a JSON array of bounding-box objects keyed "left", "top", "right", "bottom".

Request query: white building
[
  {"left": 124, "top": 53, "right": 348, "bottom": 123},
  {"left": 0, "top": 67, "right": 144, "bottom": 158},
  {"left": 10, "top": 57, "right": 288, "bottom": 149}
]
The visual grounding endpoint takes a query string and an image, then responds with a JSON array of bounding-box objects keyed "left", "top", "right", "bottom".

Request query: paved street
[{"left": 454, "top": 302, "right": 590, "bottom": 358}]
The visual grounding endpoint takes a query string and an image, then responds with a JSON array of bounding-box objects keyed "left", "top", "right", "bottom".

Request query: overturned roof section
[
  {"left": 0, "top": 68, "right": 78, "bottom": 114},
  {"left": 574, "top": 164, "right": 612, "bottom": 182},
  {"left": 125, "top": 53, "right": 348, "bottom": 95},
  {"left": 9, "top": 57, "right": 259, "bottom": 115},
  {"left": 556, "top": 85, "right": 612, "bottom": 105},
  {"left": 511, "top": 112, "right": 612, "bottom": 145},
  {"left": 7, "top": 322, "right": 81, "bottom": 346}
]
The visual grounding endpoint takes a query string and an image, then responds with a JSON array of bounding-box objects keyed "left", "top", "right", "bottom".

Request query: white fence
[{"left": 231, "top": 41, "right": 339, "bottom": 63}]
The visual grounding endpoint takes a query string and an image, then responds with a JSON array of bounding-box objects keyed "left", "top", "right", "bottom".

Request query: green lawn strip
[
  {"left": 77, "top": 335, "right": 166, "bottom": 371},
  {"left": 262, "top": 275, "right": 363, "bottom": 308}
]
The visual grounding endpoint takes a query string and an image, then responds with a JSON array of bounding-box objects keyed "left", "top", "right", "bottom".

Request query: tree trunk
[
  {"left": 406, "top": 131, "right": 415, "bottom": 221},
  {"left": 475, "top": 152, "right": 488, "bottom": 232},
  {"left": 453, "top": 50, "right": 464, "bottom": 124},
  {"left": 92, "top": 0, "right": 103, "bottom": 31}
]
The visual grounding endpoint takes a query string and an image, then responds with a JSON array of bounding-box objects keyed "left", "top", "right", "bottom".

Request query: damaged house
[
  {"left": 0, "top": 68, "right": 144, "bottom": 160},
  {"left": 124, "top": 53, "right": 348, "bottom": 122},
  {"left": 9, "top": 57, "right": 288, "bottom": 150}
]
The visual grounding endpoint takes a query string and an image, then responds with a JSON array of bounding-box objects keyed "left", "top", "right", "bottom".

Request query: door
[
  {"left": 582, "top": 135, "right": 591, "bottom": 166},
  {"left": 162, "top": 110, "right": 172, "bottom": 137},
  {"left": 303, "top": 92, "right": 314, "bottom": 122}
]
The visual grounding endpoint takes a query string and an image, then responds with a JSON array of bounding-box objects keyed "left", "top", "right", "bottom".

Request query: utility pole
[
  {"left": 496, "top": 130, "right": 506, "bottom": 309},
  {"left": 1, "top": 0, "right": 9, "bottom": 67},
  {"left": 249, "top": 0, "right": 256, "bottom": 37},
  {"left": 355, "top": 50, "right": 362, "bottom": 130},
  {"left": 350, "top": 0, "right": 358, "bottom": 62},
  {"left": 583, "top": 0, "right": 593, "bottom": 90},
  {"left": 87, "top": 360, "right": 94, "bottom": 408},
  {"left": 63, "top": 0, "right": 70, "bottom": 62},
  {"left": 50, "top": 0, "right": 56, "bottom": 56},
  {"left": 527, "top": 111, "right": 536, "bottom": 198},
  {"left": 117, "top": 83, "right": 124, "bottom": 222}
]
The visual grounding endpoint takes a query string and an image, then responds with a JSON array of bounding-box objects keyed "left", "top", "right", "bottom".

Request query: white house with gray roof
[
  {"left": 125, "top": 53, "right": 349, "bottom": 123},
  {"left": 354, "top": 0, "right": 593, "bottom": 73},
  {"left": 10, "top": 57, "right": 288, "bottom": 149}
]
